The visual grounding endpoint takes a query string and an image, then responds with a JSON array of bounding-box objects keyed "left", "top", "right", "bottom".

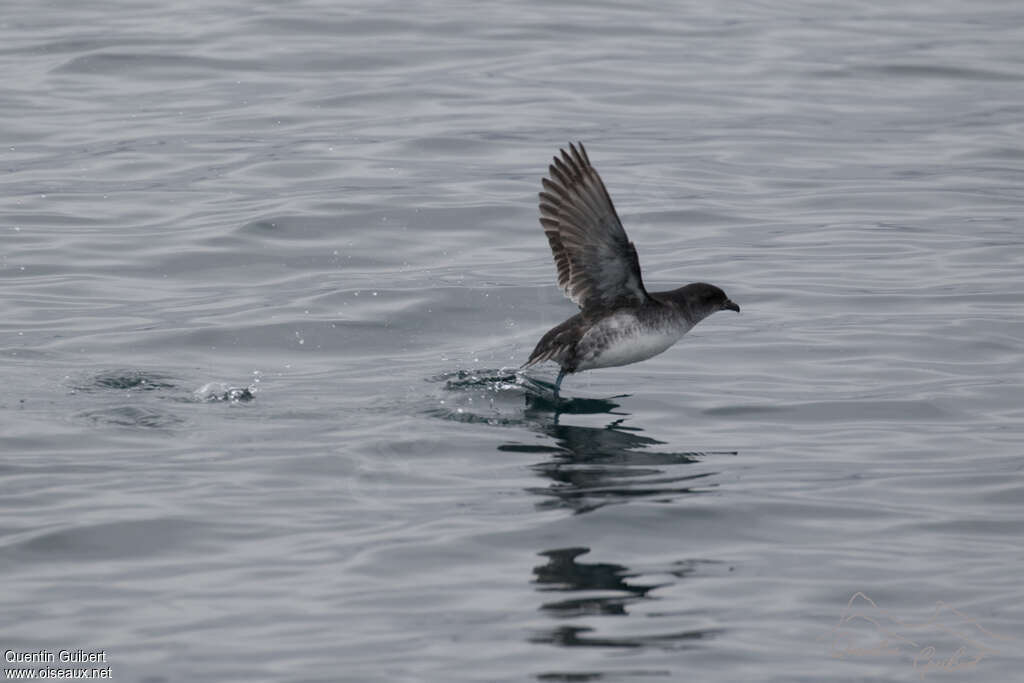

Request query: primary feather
[{"left": 538, "top": 143, "right": 648, "bottom": 311}]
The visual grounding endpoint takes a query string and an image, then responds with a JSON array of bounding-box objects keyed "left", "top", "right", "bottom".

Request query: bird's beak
[{"left": 723, "top": 300, "right": 740, "bottom": 313}]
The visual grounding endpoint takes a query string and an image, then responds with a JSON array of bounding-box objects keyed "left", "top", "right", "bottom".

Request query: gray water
[{"left": 2, "top": 1, "right": 1023, "bottom": 681}]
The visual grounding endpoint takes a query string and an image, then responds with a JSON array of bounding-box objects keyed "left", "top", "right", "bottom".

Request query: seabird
[{"left": 522, "top": 143, "right": 740, "bottom": 397}]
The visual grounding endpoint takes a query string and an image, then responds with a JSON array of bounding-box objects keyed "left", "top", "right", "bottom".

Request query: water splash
[{"left": 194, "top": 382, "right": 256, "bottom": 403}]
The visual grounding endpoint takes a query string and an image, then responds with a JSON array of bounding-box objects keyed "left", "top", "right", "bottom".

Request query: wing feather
[{"left": 537, "top": 142, "right": 648, "bottom": 310}]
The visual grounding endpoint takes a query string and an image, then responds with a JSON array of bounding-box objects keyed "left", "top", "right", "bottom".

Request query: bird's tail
[
  {"left": 520, "top": 343, "right": 562, "bottom": 371},
  {"left": 519, "top": 355, "right": 540, "bottom": 370}
]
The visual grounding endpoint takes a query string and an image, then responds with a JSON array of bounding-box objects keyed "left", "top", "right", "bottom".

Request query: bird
[{"left": 521, "top": 142, "right": 739, "bottom": 398}]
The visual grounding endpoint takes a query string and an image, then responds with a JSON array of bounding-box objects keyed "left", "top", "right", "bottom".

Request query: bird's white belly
[{"left": 575, "top": 312, "right": 690, "bottom": 371}]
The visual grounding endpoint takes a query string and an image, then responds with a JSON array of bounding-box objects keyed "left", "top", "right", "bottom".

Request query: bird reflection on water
[
  {"left": 511, "top": 399, "right": 732, "bottom": 655},
  {"left": 504, "top": 416, "right": 723, "bottom": 516},
  {"left": 430, "top": 369, "right": 734, "bottom": 657},
  {"left": 503, "top": 378, "right": 731, "bottom": 516},
  {"left": 431, "top": 368, "right": 734, "bottom": 515}
]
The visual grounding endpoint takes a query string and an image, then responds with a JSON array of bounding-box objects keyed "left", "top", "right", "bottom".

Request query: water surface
[{"left": 2, "top": 1, "right": 1023, "bottom": 681}]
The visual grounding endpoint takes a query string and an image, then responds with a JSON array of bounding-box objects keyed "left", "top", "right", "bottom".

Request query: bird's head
[{"left": 676, "top": 282, "right": 740, "bottom": 321}]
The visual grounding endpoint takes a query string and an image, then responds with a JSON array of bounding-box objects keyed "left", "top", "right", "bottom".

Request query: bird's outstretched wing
[{"left": 538, "top": 143, "right": 648, "bottom": 311}]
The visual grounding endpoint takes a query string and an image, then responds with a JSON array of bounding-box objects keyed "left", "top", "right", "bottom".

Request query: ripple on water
[
  {"left": 75, "top": 369, "right": 177, "bottom": 393},
  {"left": 702, "top": 399, "right": 948, "bottom": 422},
  {"left": 10, "top": 518, "right": 210, "bottom": 562},
  {"left": 73, "top": 369, "right": 256, "bottom": 403},
  {"left": 67, "top": 369, "right": 257, "bottom": 431},
  {"left": 75, "top": 405, "right": 186, "bottom": 431}
]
